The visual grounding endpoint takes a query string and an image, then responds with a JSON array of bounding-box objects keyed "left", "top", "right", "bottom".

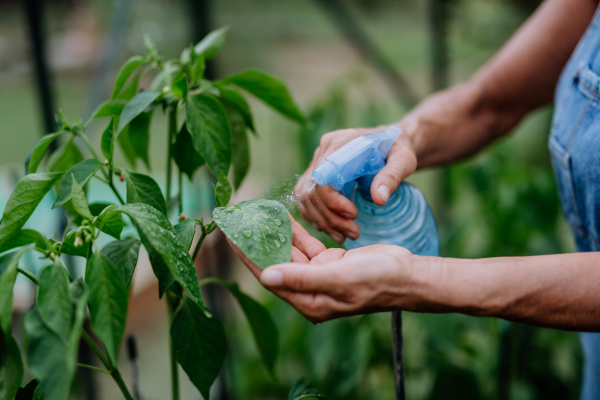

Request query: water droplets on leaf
[
  {"left": 274, "top": 240, "right": 281, "bottom": 248},
  {"left": 243, "top": 229, "right": 253, "bottom": 238},
  {"left": 278, "top": 233, "right": 287, "bottom": 243},
  {"left": 233, "top": 233, "right": 238, "bottom": 238},
  {"left": 273, "top": 218, "right": 282, "bottom": 226}
]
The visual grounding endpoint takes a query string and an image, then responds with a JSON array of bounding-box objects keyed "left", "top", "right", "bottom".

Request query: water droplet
[
  {"left": 243, "top": 230, "right": 253, "bottom": 238},
  {"left": 278, "top": 233, "right": 287, "bottom": 243},
  {"left": 223, "top": 223, "right": 228, "bottom": 228},
  {"left": 273, "top": 218, "right": 282, "bottom": 226},
  {"left": 233, "top": 233, "right": 238, "bottom": 239},
  {"left": 274, "top": 240, "right": 281, "bottom": 248}
]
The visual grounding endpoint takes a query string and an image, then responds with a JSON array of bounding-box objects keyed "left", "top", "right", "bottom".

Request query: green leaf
[
  {"left": 213, "top": 199, "right": 292, "bottom": 269},
  {"left": 0, "top": 229, "right": 46, "bottom": 254},
  {"left": 186, "top": 94, "right": 231, "bottom": 178},
  {"left": 53, "top": 159, "right": 102, "bottom": 208},
  {"left": 223, "top": 69, "right": 305, "bottom": 123},
  {"left": 124, "top": 171, "right": 167, "bottom": 216},
  {"left": 143, "top": 30, "right": 159, "bottom": 60},
  {"left": 171, "top": 297, "right": 227, "bottom": 400},
  {"left": 47, "top": 139, "right": 84, "bottom": 175},
  {"left": 172, "top": 75, "right": 188, "bottom": 98},
  {"left": 32, "top": 385, "right": 45, "bottom": 400},
  {"left": 100, "top": 238, "right": 141, "bottom": 288},
  {"left": 174, "top": 220, "right": 197, "bottom": 251},
  {"left": 100, "top": 117, "right": 115, "bottom": 163},
  {"left": 37, "top": 260, "right": 73, "bottom": 341},
  {"left": 288, "top": 377, "right": 331, "bottom": 400},
  {"left": 86, "top": 252, "right": 128, "bottom": 366},
  {"left": 193, "top": 26, "right": 229, "bottom": 60},
  {"left": 215, "top": 82, "right": 254, "bottom": 132},
  {"left": 115, "top": 73, "right": 143, "bottom": 102},
  {"left": 14, "top": 379, "right": 39, "bottom": 400},
  {"left": 117, "top": 90, "right": 161, "bottom": 135},
  {"left": 190, "top": 54, "right": 205, "bottom": 83},
  {"left": 117, "top": 111, "right": 152, "bottom": 169},
  {"left": 0, "top": 249, "right": 31, "bottom": 400},
  {"left": 0, "top": 173, "right": 63, "bottom": 249},
  {"left": 93, "top": 204, "right": 123, "bottom": 240},
  {"left": 111, "top": 204, "right": 205, "bottom": 309},
  {"left": 225, "top": 102, "right": 250, "bottom": 189},
  {"left": 207, "top": 278, "right": 279, "bottom": 375},
  {"left": 112, "top": 55, "right": 147, "bottom": 99},
  {"left": 214, "top": 170, "right": 232, "bottom": 207},
  {"left": 172, "top": 124, "right": 205, "bottom": 180},
  {"left": 25, "top": 279, "right": 89, "bottom": 400},
  {"left": 28, "top": 132, "right": 63, "bottom": 174},
  {"left": 89, "top": 99, "right": 127, "bottom": 120},
  {"left": 142, "top": 234, "right": 175, "bottom": 299},
  {"left": 69, "top": 175, "right": 93, "bottom": 220},
  {"left": 60, "top": 230, "right": 89, "bottom": 258}
]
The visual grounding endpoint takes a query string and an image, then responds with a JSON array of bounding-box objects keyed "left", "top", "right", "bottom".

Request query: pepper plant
[{"left": 0, "top": 27, "right": 304, "bottom": 400}]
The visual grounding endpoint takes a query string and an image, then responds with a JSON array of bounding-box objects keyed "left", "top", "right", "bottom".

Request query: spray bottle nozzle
[{"left": 312, "top": 125, "right": 402, "bottom": 197}]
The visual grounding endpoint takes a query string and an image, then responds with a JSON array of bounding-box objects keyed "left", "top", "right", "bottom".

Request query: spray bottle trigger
[{"left": 340, "top": 181, "right": 357, "bottom": 198}]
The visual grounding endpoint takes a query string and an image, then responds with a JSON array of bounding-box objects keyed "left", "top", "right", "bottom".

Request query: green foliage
[
  {"left": 289, "top": 377, "right": 331, "bottom": 400},
  {"left": 171, "top": 297, "right": 228, "bottom": 400},
  {"left": 0, "top": 26, "right": 304, "bottom": 400},
  {"left": 214, "top": 199, "right": 293, "bottom": 269}
]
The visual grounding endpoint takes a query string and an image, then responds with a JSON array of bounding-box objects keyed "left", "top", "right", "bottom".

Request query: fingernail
[
  {"left": 342, "top": 212, "right": 354, "bottom": 219},
  {"left": 331, "top": 233, "right": 344, "bottom": 243},
  {"left": 261, "top": 269, "right": 283, "bottom": 287},
  {"left": 345, "top": 231, "right": 359, "bottom": 240},
  {"left": 378, "top": 185, "right": 390, "bottom": 203}
]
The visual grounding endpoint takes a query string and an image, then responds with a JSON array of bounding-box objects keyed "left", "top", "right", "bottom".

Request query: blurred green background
[{"left": 1, "top": 0, "right": 581, "bottom": 399}]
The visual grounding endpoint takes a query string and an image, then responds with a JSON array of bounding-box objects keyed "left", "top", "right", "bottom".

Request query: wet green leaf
[
  {"left": 112, "top": 204, "right": 205, "bottom": 309},
  {"left": 171, "top": 297, "right": 227, "bottom": 400},
  {"left": 205, "top": 278, "right": 278, "bottom": 375},
  {"left": 172, "top": 124, "right": 205, "bottom": 180},
  {"left": 0, "top": 249, "right": 31, "bottom": 400},
  {"left": 93, "top": 204, "right": 123, "bottom": 240},
  {"left": 288, "top": 377, "right": 331, "bottom": 400},
  {"left": 69, "top": 175, "right": 93, "bottom": 220},
  {"left": 193, "top": 26, "right": 229, "bottom": 60},
  {"left": 214, "top": 170, "right": 232, "bottom": 207},
  {"left": 215, "top": 82, "right": 254, "bottom": 132},
  {"left": 117, "top": 90, "right": 160, "bottom": 135},
  {"left": 174, "top": 220, "right": 198, "bottom": 251},
  {"left": 223, "top": 69, "right": 305, "bottom": 124},
  {"left": 0, "top": 173, "right": 63, "bottom": 249},
  {"left": 118, "top": 111, "right": 152, "bottom": 169},
  {"left": 37, "top": 260, "right": 72, "bottom": 341},
  {"left": 186, "top": 94, "right": 231, "bottom": 178},
  {"left": 101, "top": 238, "right": 141, "bottom": 288},
  {"left": 0, "top": 229, "right": 46, "bottom": 254},
  {"left": 213, "top": 199, "right": 292, "bottom": 269},
  {"left": 53, "top": 159, "right": 102, "bottom": 208},
  {"left": 100, "top": 117, "right": 115, "bottom": 163},
  {"left": 86, "top": 252, "right": 128, "bottom": 366},
  {"left": 124, "top": 171, "right": 167, "bottom": 216},
  {"left": 28, "top": 132, "right": 64, "bottom": 174},
  {"left": 112, "top": 55, "right": 147, "bottom": 99}
]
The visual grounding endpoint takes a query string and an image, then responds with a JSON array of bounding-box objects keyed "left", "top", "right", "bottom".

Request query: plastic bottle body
[{"left": 344, "top": 182, "right": 440, "bottom": 257}]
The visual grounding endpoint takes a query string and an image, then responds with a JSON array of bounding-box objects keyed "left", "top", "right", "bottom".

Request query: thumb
[{"left": 371, "top": 140, "right": 417, "bottom": 206}]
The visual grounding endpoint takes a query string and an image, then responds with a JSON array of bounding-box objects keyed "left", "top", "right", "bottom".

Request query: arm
[
  {"left": 242, "top": 217, "right": 600, "bottom": 331},
  {"left": 295, "top": 0, "right": 597, "bottom": 242}
]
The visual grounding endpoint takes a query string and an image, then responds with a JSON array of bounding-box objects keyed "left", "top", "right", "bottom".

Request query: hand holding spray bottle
[{"left": 312, "top": 125, "right": 440, "bottom": 399}]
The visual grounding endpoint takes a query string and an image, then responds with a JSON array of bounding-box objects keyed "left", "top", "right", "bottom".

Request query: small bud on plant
[
  {"left": 163, "top": 85, "right": 171, "bottom": 93},
  {"left": 74, "top": 235, "right": 83, "bottom": 248},
  {"left": 179, "top": 212, "right": 186, "bottom": 221},
  {"left": 119, "top": 173, "right": 125, "bottom": 182},
  {"left": 104, "top": 159, "right": 109, "bottom": 165}
]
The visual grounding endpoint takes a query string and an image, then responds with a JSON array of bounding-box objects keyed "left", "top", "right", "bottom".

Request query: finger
[
  {"left": 260, "top": 262, "right": 343, "bottom": 295},
  {"left": 316, "top": 184, "right": 358, "bottom": 219},
  {"left": 313, "top": 188, "right": 359, "bottom": 239},
  {"left": 291, "top": 246, "right": 310, "bottom": 263},
  {"left": 283, "top": 291, "right": 343, "bottom": 323},
  {"left": 371, "top": 138, "right": 417, "bottom": 206},
  {"left": 289, "top": 214, "right": 327, "bottom": 259},
  {"left": 305, "top": 198, "right": 345, "bottom": 243}
]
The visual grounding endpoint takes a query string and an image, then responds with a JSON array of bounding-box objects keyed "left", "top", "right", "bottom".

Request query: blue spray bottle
[{"left": 312, "top": 125, "right": 440, "bottom": 399}]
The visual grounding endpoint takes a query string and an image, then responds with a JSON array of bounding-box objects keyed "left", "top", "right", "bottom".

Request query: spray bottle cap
[{"left": 312, "top": 125, "right": 402, "bottom": 195}]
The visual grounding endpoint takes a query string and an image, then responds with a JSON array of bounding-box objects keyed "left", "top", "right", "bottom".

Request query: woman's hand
[
  {"left": 228, "top": 214, "right": 415, "bottom": 323},
  {"left": 294, "top": 126, "right": 418, "bottom": 244}
]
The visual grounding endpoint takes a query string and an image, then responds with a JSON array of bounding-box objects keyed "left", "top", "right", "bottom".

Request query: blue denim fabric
[{"left": 551, "top": 6, "right": 600, "bottom": 400}]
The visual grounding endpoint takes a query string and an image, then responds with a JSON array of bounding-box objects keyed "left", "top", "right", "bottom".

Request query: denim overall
[{"left": 550, "top": 7, "right": 600, "bottom": 400}]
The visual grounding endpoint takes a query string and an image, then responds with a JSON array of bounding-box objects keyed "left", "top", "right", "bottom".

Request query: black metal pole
[
  {"left": 391, "top": 312, "right": 406, "bottom": 400},
  {"left": 313, "top": 0, "right": 418, "bottom": 110}
]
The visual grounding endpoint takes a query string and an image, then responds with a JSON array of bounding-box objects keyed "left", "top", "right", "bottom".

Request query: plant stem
[
  {"left": 109, "top": 181, "right": 126, "bottom": 205},
  {"left": 192, "top": 231, "right": 207, "bottom": 261},
  {"left": 17, "top": 268, "right": 38, "bottom": 284},
  {"left": 111, "top": 369, "right": 135, "bottom": 400},
  {"left": 81, "top": 331, "right": 110, "bottom": 369},
  {"left": 166, "top": 107, "right": 177, "bottom": 207},
  {"left": 166, "top": 293, "right": 180, "bottom": 400},
  {"left": 77, "top": 132, "right": 102, "bottom": 162},
  {"left": 77, "top": 363, "right": 110, "bottom": 374},
  {"left": 178, "top": 169, "right": 183, "bottom": 215}
]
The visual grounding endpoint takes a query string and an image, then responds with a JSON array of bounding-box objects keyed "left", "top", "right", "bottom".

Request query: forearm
[
  {"left": 409, "top": 253, "right": 600, "bottom": 331},
  {"left": 399, "top": 0, "right": 596, "bottom": 168}
]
